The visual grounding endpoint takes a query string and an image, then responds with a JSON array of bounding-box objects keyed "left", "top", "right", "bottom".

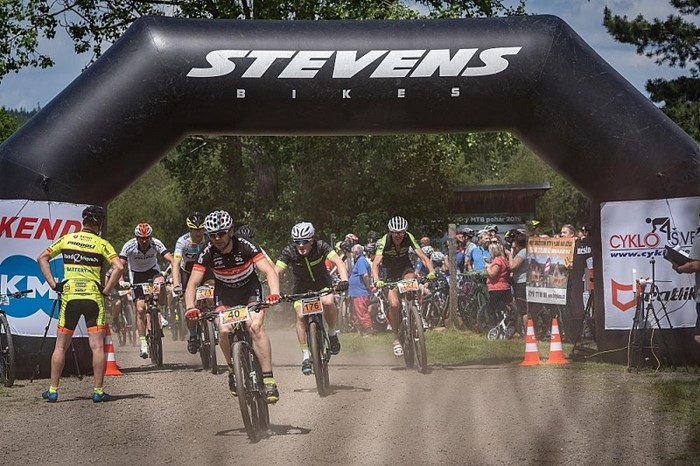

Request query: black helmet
[
  {"left": 82, "top": 205, "right": 105, "bottom": 225},
  {"left": 236, "top": 224, "right": 256, "bottom": 239},
  {"left": 186, "top": 211, "right": 206, "bottom": 229},
  {"left": 365, "top": 243, "right": 377, "bottom": 254},
  {"left": 367, "top": 231, "right": 381, "bottom": 242}
]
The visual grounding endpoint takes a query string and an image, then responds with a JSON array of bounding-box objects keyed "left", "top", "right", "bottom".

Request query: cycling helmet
[
  {"left": 367, "top": 231, "right": 381, "bottom": 243},
  {"left": 458, "top": 226, "right": 474, "bottom": 237},
  {"left": 430, "top": 251, "right": 445, "bottom": 264},
  {"left": 291, "top": 222, "right": 315, "bottom": 240},
  {"left": 186, "top": 211, "right": 206, "bottom": 229},
  {"left": 134, "top": 223, "right": 153, "bottom": 238},
  {"left": 236, "top": 224, "right": 255, "bottom": 239},
  {"left": 344, "top": 233, "right": 359, "bottom": 244},
  {"left": 485, "top": 224, "right": 498, "bottom": 233},
  {"left": 421, "top": 246, "right": 434, "bottom": 257},
  {"left": 204, "top": 210, "right": 233, "bottom": 233},
  {"left": 387, "top": 216, "right": 408, "bottom": 232},
  {"left": 82, "top": 205, "right": 105, "bottom": 225},
  {"left": 365, "top": 243, "right": 377, "bottom": 254}
]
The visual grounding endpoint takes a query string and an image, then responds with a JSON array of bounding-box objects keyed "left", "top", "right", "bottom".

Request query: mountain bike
[
  {"left": 420, "top": 273, "right": 449, "bottom": 329},
  {"left": 281, "top": 287, "right": 338, "bottom": 397},
  {"left": 202, "top": 302, "right": 271, "bottom": 442},
  {"left": 167, "top": 285, "right": 186, "bottom": 342},
  {"left": 456, "top": 271, "right": 488, "bottom": 332},
  {"left": 486, "top": 305, "right": 517, "bottom": 340},
  {"left": 195, "top": 284, "right": 217, "bottom": 374},
  {"left": 112, "top": 288, "right": 136, "bottom": 347},
  {"left": 385, "top": 278, "right": 428, "bottom": 373},
  {"left": 133, "top": 281, "right": 164, "bottom": 367},
  {"left": 0, "top": 289, "right": 32, "bottom": 387},
  {"left": 336, "top": 290, "right": 355, "bottom": 334}
]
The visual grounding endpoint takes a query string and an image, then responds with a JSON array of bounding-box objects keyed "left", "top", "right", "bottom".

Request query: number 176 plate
[{"left": 301, "top": 297, "right": 323, "bottom": 315}]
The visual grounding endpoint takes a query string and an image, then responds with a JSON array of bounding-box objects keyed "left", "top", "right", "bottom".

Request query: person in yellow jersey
[{"left": 37, "top": 205, "right": 124, "bottom": 403}]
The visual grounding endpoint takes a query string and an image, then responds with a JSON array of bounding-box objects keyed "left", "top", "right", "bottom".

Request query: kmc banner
[
  {"left": 601, "top": 197, "right": 700, "bottom": 330},
  {"left": 0, "top": 200, "right": 87, "bottom": 337},
  {"left": 526, "top": 237, "right": 574, "bottom": 305}
]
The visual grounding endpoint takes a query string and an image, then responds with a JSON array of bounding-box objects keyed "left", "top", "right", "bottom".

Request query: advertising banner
[
  {"left": 526, "top": 237, "right": 575, "bottom": 305},
  {"left": 0, "top": 200, "right": 87, "bottom": 337},
  {"left": 601, "top": 197, "right": 699, "bottom": 330}
]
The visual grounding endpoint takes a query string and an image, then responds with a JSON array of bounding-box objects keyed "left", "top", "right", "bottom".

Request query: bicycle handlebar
[
  {"left": 280, "top": 287, "right": 338, "bottom": 302},
  {"left": 199, "top": 302, "right": 272, "bottom": 321},
  {"left": 0, "top": 289, "right": 33, "bottom": 299}
]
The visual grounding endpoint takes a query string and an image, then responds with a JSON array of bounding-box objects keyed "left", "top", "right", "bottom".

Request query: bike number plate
[
  {"left": 219, "top": 305, "right": 250, "bottom": 325},
  {"left": 397, "top": 279, "right": 419, "bottom": 294},
  {"left": 196, "top": 286, "right": 214, "bottom": 301},
  {"left": 301, "top": 297, "right": 323, "bottom": 315},
  {"left": 142, "top": 283, "right": 160, "bottom": 295}
]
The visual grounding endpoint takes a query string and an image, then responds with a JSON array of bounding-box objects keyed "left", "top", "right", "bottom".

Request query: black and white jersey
[{"left": 119, "top": 237, "right": 170, "bottom": 273}]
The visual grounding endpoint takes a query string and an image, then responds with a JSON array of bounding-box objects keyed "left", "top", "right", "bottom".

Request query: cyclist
[
  {"left": 119, "top": 223, "right": 174, "bottom": 359},
  {"left": 37, "top": 205, "right": 123, "bottom": 403},
  {"left": 274, "top": 222, "right": 349, "bottom": 375},
  {"left": 372, "top": 216, "right": 436, "bottom": 357},
  {"left": 170, "top": 212, "right": 212, "bottom": 354},
  {"left": 183, "top": 210, "right": 281, "bottom": 404}
]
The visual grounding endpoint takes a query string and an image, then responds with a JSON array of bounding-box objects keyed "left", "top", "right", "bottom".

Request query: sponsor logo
[
  {"left": 610, "top": 279, "right": 696, "bottom": 312},
  {"left": 0, "top": 255, "right": 62, "bottom": 318},
  {"left": 0, "top": 216, "right": 81, "bottom": 240},
  {"left": 608, "top": 215, "right": 696, "bottom": 253},
  {"left": 187, "top": 47, "right": 522, "bottom": 79}
]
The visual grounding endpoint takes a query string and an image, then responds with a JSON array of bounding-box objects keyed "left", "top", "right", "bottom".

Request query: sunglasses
[
  {"left": 210, "top": 230, "right": 229, "bottom": 239},
  {"left": 294, "top": 239, "right": 311, "bottom": 246}
]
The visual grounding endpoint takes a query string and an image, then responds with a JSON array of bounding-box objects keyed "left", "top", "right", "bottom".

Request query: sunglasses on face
[
  {"left": 210, "top": 230, "right": 229, "bottom": 240},
  {"left": 294, "top": 239, "right": 311, "bottom": 246}
]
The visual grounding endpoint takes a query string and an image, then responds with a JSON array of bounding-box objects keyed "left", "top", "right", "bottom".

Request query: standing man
[
  {"left": 275, "top": 222, "right": 349, "bottom": 375},
  {"left": 672, "top": 223, "right": 700, "bottom": 346},
  {"left": 349, "top": 244, "right": 373, "bottom": 336},
  {"left": 470, "top": 231, "right": 492, "bottom": 272},
  {"left": 37, "top": 205, "right": 123, "bottom": 403}
]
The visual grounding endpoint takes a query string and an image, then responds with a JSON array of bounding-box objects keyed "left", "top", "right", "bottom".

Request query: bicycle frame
[
  {"left": 133, "top": 282, "right": 164, "bottom": 366},
  {"left": 384, "top": 279, "right": 428, "bottom": 373}
]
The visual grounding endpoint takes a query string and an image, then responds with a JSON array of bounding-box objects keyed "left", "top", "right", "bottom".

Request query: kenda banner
[
  {"left": 601, "top": 197, "right": 700, "bottom": 330},
  {"left": 525, "top": 237, "right": 574, "bottom": 305},
  {"left": 0, "top": 200, "right": 87, "bottom": 337}
]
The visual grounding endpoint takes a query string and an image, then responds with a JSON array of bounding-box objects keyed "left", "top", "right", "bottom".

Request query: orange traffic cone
[
  {"left": 546, "top": 318, "right": 569, "bottom": 365},
  {"left": 520, "top": 319, "right": 541, "bottom": 366},
  {"left": 104, "top": 324, "right": 124, "bottom": 376}
]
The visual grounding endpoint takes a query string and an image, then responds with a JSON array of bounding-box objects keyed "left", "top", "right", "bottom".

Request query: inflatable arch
[{"left": 0, "top": 15, "right": 698, "bottom": 371}]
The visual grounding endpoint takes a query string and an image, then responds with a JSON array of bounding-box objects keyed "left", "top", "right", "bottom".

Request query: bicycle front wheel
[
  {"left": 149, "top": 308, "right": 163, "bottom": 367},
  {"left": 409, "top": 303, "right": 428, "bottom": 373},
  {"left": 207, "top": 320, "right": 218, "bottom": 374},
  {"left": 198, "top": 322, "right": 211, "bottom": 371},
  {"left": 232, "top": 342, "right": 262, "bottom": 442},
  {"left": 309, "top": 320, "right": 329, "bottom": 397},
  {"left": 0, "top": 312, "right": 16, "bottom": 387},
  {"left": 400, "top": 304, "right": 415, "bottom": 369}
]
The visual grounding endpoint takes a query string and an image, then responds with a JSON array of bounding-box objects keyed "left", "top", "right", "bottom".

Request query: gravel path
[{"left": 1, "top": 328, "right": 697, "bottom": 465}]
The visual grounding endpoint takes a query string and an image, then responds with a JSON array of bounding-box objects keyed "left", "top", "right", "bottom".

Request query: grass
[{"left": 650, "top": 380, "right": 700, "bottom": 457}]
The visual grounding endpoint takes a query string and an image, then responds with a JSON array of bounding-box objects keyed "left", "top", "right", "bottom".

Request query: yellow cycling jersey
[{"left": 45, "top": 230, "right": 117, "bottom": 297}]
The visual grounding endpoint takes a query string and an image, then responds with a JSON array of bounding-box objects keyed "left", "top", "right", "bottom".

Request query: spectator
[
  {"left": 470, "top": 231, "right": 492, "bottom": 271},
  {"left": 349, "top": 244, "right": 374, "bottom": 336},
  {"left": 460, "top": 227, "right": 477, "bottom": 271},
  {"left": 560, "top": 224, "right": 576, "bottom": 238},
  {"left": 419, "top": 236, "right": 431, "bottom": 248},
  {"left": 672, "top": 222, "right": 700, "bottom": 347},
  {"left": 527, "top": 219, "right": 546, "bottom": 237},
  {"left": 485, "top": 242, "right": 513, "bottom": 329},
  {"left": 506, "top": 230, "right": 528, "bottom": 336}
]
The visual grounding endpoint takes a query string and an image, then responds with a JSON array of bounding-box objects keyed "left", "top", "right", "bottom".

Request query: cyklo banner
[
  {"left": 601, "top": 197, "right": 699, "bottom": 330},
  {"left": 0, "top": 200, "right": 87, "bottom": 337},
  {"left": 526, "top": 237, "right": 574, "bottom": 305}
]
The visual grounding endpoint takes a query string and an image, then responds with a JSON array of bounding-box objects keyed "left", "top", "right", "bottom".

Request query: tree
[
  {"left": 603, "top": 1, "right": 700, "bottom": 140},
  {"left": 0, "top": 107, "right": 18, "bottom": 141}
]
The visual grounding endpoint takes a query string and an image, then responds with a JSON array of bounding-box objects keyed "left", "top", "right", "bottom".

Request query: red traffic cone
[
  {"left": 546, "top": 318, "right": 569, "bottom": 365},
  {"left": 520, "top": 319, "right": 541, "bottom": 366},
  {"left": 104, "top": 324, "right": 124, "bottom": 376}
]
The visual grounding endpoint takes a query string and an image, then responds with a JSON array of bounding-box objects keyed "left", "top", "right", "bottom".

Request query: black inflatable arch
[{"left": 1, "top": 15, "right": 699, "bottom": 362}]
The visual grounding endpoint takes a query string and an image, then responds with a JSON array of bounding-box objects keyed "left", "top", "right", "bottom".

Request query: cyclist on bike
[
  {"left": 119, "top": 223, "right": 174, "bottom": 359},
  {"left": 274, "top": 222, "right": 349, "bottom": 375},
  {"left": 37, "top": 205, "right": 123, "bottom": 402},
  {"left": 372, "top": 216, "right": 436, "bottom": 357},
  {"left": 183, "top": 210, "right": 281, "bottom": 404},
  {"left": 171, "top": 212, "right": 211, "bottom": 354}
]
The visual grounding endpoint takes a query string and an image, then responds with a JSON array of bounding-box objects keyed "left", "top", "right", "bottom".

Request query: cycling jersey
[
  {"left": 375, "top": 232, "right": 420, "bottom": 280},
  {"left": 44, "top": 230, "right": 117, "bottom": 299},
  {"left": 192, "top": 236, "right": 266, "bottom": 291},
  {"left": 119, "top": 237, "right": 170, "bottom": 274},
  {"left": 173, "top": 232, "right": 209, "bottom": 273},
  {"left": 276, "top": 239, "right": 338, "bottom": 293}
]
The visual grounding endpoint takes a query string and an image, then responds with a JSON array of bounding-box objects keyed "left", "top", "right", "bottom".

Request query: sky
[{"left": 0, "top": 0, "right": 692, "bottom": 110}]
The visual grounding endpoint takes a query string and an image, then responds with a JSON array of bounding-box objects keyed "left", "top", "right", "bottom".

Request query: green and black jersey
[{"left": 375, "top": 232, "right": 420, "bottom": 280}]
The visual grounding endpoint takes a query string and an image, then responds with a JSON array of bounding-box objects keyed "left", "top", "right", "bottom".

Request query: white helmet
[
  {"left": 291, "top": 222, "right": 315, "bottom": 240},
  {"left": 204, "top": 210, "right": 233, "bottom": 233},
  {"left": 421, "top": 246, "right": 434, "bottom": 256},
  {"left": 388, "top": 216, "right": 408, "bottom": 232},
  {"left": 431, "top": 251, "right": 445, "bottom": 264}
]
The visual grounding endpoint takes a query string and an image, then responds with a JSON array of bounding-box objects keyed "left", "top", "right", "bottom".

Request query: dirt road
[{"left": 1, "top": 328, "right": 697, "bottom": 465}]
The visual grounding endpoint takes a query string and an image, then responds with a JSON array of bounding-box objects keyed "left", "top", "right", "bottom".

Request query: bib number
[
  {"left": 397, "top": 279, "right": 419, "bottom": 294},
  {"left": 219, "top": 305, "right": 250, "bottom": 325},
  {"left": 301, "top": 297, "right": 323, "bottom": 315},
  {"left": 196, "top": 286, "right": 215, "bottom": 301},
  {"left": 141, "top": 283, "right": 161, "bottom": 295}
]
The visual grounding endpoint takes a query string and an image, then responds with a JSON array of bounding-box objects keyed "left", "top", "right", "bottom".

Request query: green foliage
[
  {"left": 0, "top": 107, "right": 18, "bottom": 141},
  {"left": 603, "top": 1, "right": 700, "bottom": 140}
]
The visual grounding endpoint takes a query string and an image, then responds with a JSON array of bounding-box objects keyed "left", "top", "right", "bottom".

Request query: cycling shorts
[
  {"left": 58, "top": 298, "right": 105, "bottom": 334},
  {"left": 385, "top": 266, "right": 416, "bottom": 282},
  {"left": 216, "top": 280, "right": 263, "bottom": 309},
  {"left": 133, "top": 268, "right": 162, "bottom": 300}
]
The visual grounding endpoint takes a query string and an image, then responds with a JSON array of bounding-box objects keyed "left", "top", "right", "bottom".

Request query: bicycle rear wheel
[
  {"left": 0, "top": 313, "right": 16, "bottom": 387},
  {"left": 477, "top": 302, "right": 498, "bottom": 335},
  {"left": 232, "top": 342, "right": 262, "bottom": 442},
  {"left": 117, "top": 311, "right": 127, "bottom": 346},
  {"left": 309, "top": 320, "right": 329, "bottom": 397},
  {"left": 409, "top": 303, "right": 428, "bottom": 373},
  {"left": 207, "top": 320, "right": 218, "bottom": 374}
]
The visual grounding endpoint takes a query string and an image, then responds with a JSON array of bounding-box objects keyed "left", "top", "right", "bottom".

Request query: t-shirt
[
  {"left": 486, "top": 256, "right": 510, "bottom": 292},
  {"left": 471, "top": 246, "right": 491, "bottom": 271},
  {"left": 513, "top": 248, "right": 528, "bottom": 284},
  {"left": 349, "top": 255, "right": 372, "bottom": 297},
  {"left": 45, "top": 231, "right": 117, "bottom": 299}
]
